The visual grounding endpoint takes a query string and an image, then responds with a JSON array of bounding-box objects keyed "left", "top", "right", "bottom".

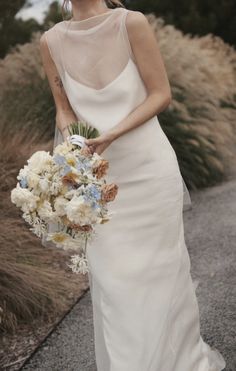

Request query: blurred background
[{"left": 0, "top": 0, "right": 235, "bottom": 369}]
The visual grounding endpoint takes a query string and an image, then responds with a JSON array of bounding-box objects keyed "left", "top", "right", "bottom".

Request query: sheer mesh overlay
[{"left": 45, "top": 7, "right": 135, "bottom": 90}]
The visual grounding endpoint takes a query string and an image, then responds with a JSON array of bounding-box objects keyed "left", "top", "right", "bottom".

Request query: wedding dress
[{"left": 42, "top": 7, "right": 226, "bottom": 371}]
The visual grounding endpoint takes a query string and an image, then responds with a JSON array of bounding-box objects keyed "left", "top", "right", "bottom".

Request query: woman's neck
[{"left": 71, "top": 0, "right": 110, "bottom": 22}]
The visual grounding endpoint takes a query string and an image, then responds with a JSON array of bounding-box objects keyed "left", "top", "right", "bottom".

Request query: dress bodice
[
  {"left": 44, "top": 7, "right": 192, "bottom": 209},
  {"left": 44, "top": 7, "right": 148, "bottom": 137}
]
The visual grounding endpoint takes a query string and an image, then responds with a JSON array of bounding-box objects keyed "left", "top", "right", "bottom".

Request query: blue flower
[
  {"left": 86, "top": 184, "right": 101, "bottom": 201},
  {"left": 54, "top": 154, "right": 66, "bottom": 166},
  {"left": 75, "top": 158, "right": 91, "bottom": 172},
  {"left": 60, "top": 165, "right": 71, "bottom": 176},
  {"left": 19, "top": 177, "right": 28, "bottom": 188},
  {"left": 75, "top": 162, "right": 84, "bottom": 171}
]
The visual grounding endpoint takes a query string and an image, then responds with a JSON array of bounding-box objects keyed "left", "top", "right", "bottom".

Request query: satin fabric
[{"left": 43, "top": 7, "right": 226, "bottom": 371}]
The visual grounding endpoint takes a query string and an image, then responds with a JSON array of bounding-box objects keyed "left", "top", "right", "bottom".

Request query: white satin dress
[{"left": 43, "top": 7, "right": 226, "bottom": 371}]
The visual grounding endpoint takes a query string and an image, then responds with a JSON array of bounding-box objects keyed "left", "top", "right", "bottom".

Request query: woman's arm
[
  {"left": 39, "top": 33, "right": 78, "bottom": 140},
  {"left": 85, "top": 10, "right": 172, "bottom": 154}
]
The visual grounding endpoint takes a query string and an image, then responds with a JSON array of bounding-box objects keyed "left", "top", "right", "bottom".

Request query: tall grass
[
  {"left": 0, "top": 25, "right": 236, "bottom": 188},
  {"left": 0, "top": 33, "right": 55, "bottom": 144},
  {"left": 146, "top": 15, "right": 236, "bottom": 188},
  {"left": 0, "top": 135, "right": 86, "bottom": 334}
]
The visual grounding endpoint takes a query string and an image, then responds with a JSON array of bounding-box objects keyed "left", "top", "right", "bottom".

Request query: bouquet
[{"left": 11, "top": 121, "right": 118, "bottom": 274}]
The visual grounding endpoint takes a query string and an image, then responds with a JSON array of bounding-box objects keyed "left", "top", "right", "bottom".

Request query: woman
[{"left": 40, "top": 0, "right": 226, "bottom": 370}]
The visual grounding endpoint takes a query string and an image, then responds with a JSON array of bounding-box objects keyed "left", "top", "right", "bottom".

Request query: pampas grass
[
  {"left": 0, "top": 15, "right": 236, "bottom": 333},
  {"left": 0, "top": 135, "right": 85, "bottom": 334},
  {"left": 146, "top": 15, "right": 236, "bottom": 188},
  {"left": 0, "top": 25, "right": 236, "bottom": 188},
  {"left": 0, "top": 33, "right": 55, "bottom": 144}
]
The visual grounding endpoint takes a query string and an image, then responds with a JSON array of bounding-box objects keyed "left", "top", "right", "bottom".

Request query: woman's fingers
[{"left": 85, "top": 138, "right": 99, "bottom": 146}]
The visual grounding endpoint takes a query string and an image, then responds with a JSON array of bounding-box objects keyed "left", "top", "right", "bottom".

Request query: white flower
[
  {"left": 65, "top": 153, "right": 77, "bottom": 167},
  {"left": 17, "top": 165, "right": 29, "bottom": 180},
  {"left": 54, "top": 141, "right": 73, "bottom": 156},
  {"left": 30, "top": 221, "right": 46, "bottom": 238},
  {"left": 22, "top": 212, "right": 34, "bottom": 225},
  {"left": 64, "top": 189, "right": 77, "bottom": 200},
  {"left": 54, "top": 196, "right": 68, "bottom": 217},
  {"left": 62, "top": 233, "right": 90, "bottom": 251},
  {"left": 65, "top": 195, "right": 97, "bottom": 225},
  {"left": 90, "top": 152, "right": 102, "bottom": 166},
  {"left": 27, "top": 151, "right": 53, "bottom": 174},
  {"left": 11, "top": 184, "right": 39, "bottom": 212},
  {"left": 82, "top": 170, "right": 96, "bottom": 181},
  {"left": 50, "top": 181, "right": 61, "bottom": 195},
  {"left": 68, "top": 253, "right": 89, "bottom": 274},
  {"left": 38, "top": 200, "right": 56, "bottom": 222},
  {"left": 39, "top": 178, "right": 50, "bottom": 193},
  {"left": 27, "top": 171, "right": 40, "bottom": 188},
  {"left": 46, "top": 232, "right": 70, "bottom": 248}
]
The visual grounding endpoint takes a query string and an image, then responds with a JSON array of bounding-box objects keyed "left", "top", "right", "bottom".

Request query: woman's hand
[{"left": 84, "top": 132, "right": 114, "bottom": 155}]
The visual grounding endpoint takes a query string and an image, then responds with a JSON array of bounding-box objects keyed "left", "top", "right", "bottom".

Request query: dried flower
[
  {"left": 93, "top": 159, "right": 109, "bottom": 179},
  {"left": 101, "top": 183, "right": 118, "bottom": 202}
]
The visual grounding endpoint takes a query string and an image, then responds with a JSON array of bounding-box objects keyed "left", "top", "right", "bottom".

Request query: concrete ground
[{"left": 22, "top": 178, "right": 236, "bottom": 371}]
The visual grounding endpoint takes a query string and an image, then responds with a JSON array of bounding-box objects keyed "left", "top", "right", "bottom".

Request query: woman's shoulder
[
  {"left": 125, "top": 9, "right": 149, "bottom": 27},
  {"left": 125, "top": 9, "right": 150, "bottom": 39},
  {"left": 39, "top": 21, "right": 64, "bottom": 45},
  {"left": 45, "top": 21, "right": 63, "bottom": 33}
]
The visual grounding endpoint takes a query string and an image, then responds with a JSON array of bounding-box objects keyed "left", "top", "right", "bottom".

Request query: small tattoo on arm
[{"left": 54, "top": 75, "right": 63, "bottom": 90}]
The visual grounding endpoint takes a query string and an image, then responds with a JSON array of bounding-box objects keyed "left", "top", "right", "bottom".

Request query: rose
[
  {"left": 101, "top": 183, "right": 118, "bottom": 202},
  {"left": 93, "top": 159, "right": 109, "bottom": 179}
]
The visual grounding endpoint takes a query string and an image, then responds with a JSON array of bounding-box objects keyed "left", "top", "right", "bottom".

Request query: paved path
[{"left": 22, "top": 179, "right": 236, "bottom": 371}]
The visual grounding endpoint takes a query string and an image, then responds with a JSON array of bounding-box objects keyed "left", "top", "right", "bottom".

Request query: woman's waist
[{"left": 103, "top": 117, "right": 180, "bottom": 180}]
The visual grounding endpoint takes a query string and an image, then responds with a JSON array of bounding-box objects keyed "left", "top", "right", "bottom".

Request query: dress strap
[{"left": 120, "top": 9, "right": 135, "bottom": 62}]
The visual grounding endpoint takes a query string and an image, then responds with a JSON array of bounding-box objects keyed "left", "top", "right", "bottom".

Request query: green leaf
[{"left": 68, "top": 121, "right": 100, "bottom": 139}]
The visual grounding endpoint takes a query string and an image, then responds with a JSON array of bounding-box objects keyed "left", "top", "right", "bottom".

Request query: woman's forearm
[
  {"left": 56, "top": 109, "right": 78, "bottom": 140},
  {"left": 107, "top": 91, "right": 171, "bottom": 142}
]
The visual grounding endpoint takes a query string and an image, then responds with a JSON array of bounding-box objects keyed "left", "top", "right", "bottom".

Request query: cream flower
[
  {"left": 54, "top": 141, "right": 73, "bottom": 156},
  {"left": 64, "top": 189, "right": 77, "bottom": 200},
  {"left": 17, "top": 165, "right": 29, "bottom": 180},
  {"left": 27, "top": 151, "right": 53, "bottom": 174},
  {"left": 11, "top": 184, "right": 39, "bottom": 212},
  {"left": 46, "top": 232, "right": 70, "bottom": 248},
  {"left": 39, "top": 178, "right": 50, "bottom": 193},
  {"left": 90, "top": 152, "right": 102, "bottom": 165},
  {"left": 27, "top": 171, "right": 40, "bottom": 188},
  {"left": 68, "top": 253, "right": 89, "bottom": 274},
  {"left": 38, "top": 200, "right": 56, "bottom": 222},
  {"left": 65, "top": 195, "right": 97, "bottom": 225},
  {"left": 65, "top": 153, "right": 77, "bottom": 167},
  {"left": 54, "top": 196, "right": 68, "bottom": 216}
]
